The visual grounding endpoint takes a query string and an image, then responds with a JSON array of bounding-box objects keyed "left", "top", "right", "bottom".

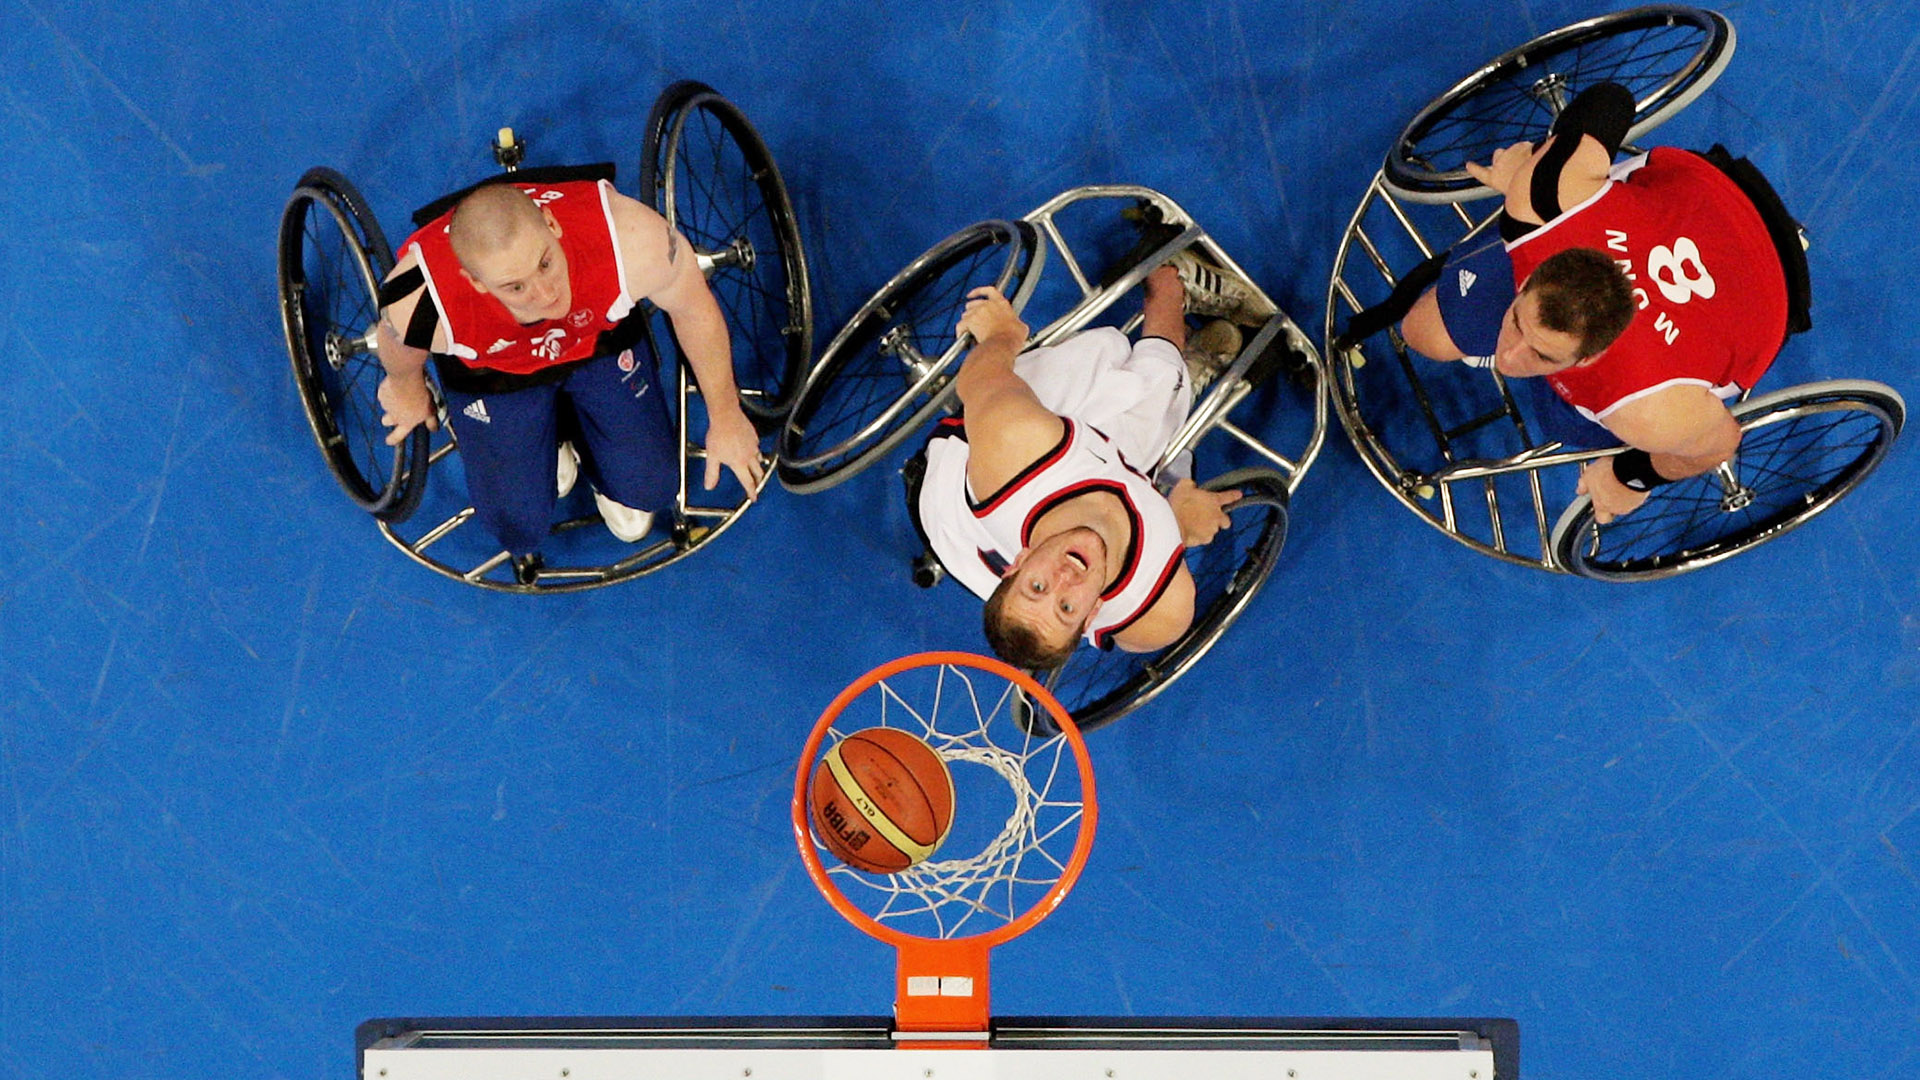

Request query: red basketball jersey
[
  {"left": 404, "top": 179, "right": 637, "bottom": 375},
  {"left": 1510, "top": 148, "right": 1787, "bottom": 420}
]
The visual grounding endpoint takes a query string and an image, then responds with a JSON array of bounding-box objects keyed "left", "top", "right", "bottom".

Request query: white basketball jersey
[{"left": 918, "top": 416, "right": 1186, "bottom": 649}]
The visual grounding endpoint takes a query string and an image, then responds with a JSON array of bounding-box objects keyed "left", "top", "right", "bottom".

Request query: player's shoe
[
  {"left": 1183, "top": 318, "right": 1242, "bottom": 395},
  {"left": 594, "top": 491, "right": 655, "bottom": 543},
  {"left": 1168, "top": 250, "right": 1276, "bottom": 326},
  {"left": 556, "top": 442, "right": 580, "bottom": 497}
]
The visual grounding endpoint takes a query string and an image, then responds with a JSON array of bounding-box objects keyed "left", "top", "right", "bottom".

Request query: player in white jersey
[{"left": 918, "top": 266, "right": 1241, "bottom": 668}]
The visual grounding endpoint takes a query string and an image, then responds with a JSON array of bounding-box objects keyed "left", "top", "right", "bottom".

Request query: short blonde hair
[{"left": 447, "top": 185, "right": 545, "bottom": 272}]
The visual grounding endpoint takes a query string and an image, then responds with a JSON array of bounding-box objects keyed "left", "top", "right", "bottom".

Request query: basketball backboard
[{"left": 358, "top": 1014, "right": 1517, "bottom": 1079}]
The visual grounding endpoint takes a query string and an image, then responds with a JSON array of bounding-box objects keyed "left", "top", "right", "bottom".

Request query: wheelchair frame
[
  {"left": 777, "top": 184, "right": 1326, "bottom": 730},
  {"left": 1324, "top": 5, "right": 1904, "bottom": 580}
]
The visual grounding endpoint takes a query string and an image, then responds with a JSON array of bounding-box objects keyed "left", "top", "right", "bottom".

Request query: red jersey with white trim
[
  {"left": 1510, "top": 148, "right": 1787, "bottom": 420},
  {"left": 919, "top": 416, "right": 1185, "bottom": 649},
  {"left": 403, "top": 179, "right": 638, "bottom": 375}
]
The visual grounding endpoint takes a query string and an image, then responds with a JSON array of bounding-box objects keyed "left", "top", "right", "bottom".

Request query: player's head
[
  {"left": 450, "top": 184, "right": 572, "bottom": 322},
  {"left": 1495, "top": 247, "right": 1634, "bottom": 377},
  {"left": 981, "top": 529, "right": 1107, "bottom": 669}
]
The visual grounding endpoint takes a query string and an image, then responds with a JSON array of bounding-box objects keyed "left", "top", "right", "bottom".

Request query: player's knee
[
  {"left": 477, "top": 496, "right": 554, "bottom": 557},
  {"left": 591, "top": 446, "right": 678, "bottom": 510}
]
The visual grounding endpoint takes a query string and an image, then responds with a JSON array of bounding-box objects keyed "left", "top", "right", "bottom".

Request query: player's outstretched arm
[
  {"left": 952, "top": 287, "right": 1064, "bottom": 490},
  {"left": 609, "top": 191, "right": 763, "bottom": 494},
  {"left": 373, "top": 248, "right": 442, "bottom": 446}
]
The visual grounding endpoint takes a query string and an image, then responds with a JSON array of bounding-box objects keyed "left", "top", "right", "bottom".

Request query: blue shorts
[
  {"left": 440, "top": 346, "right": 678, "bottom": 556},
  {"left": 1434, "top": 234, "right": 1516, "bottom": 359}
]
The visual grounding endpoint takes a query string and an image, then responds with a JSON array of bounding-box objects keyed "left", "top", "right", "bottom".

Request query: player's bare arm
[
  {"left": 1467, "top": 127, "right": 1612, "bottom": 226},
  {"left": 952, "top": 287, "right": 1065, "bottom": 494},
  {"left": 1579, "top": 385, "right": 1744, "bottom": 522},
  {"left": 1110, "top": 565, "right": 1196, "bottom": 653},
  {"left": 1167, "top": 478, "right": 1238, "bottom": 548},
  {"left": 374, "top": 246, "right": 444, "bottom": 446},
  {"left": 608, "top": 191, "right": 764, "bottom": 493}
]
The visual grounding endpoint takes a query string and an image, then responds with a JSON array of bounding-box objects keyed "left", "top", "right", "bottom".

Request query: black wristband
[{"left": 1610, "top": 448, "right": 1672, "bottom": 492}]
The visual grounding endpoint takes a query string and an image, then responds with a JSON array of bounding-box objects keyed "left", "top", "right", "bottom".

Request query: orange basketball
[{"left": 809, "top": 727, "right": 956, "bottom": 874}]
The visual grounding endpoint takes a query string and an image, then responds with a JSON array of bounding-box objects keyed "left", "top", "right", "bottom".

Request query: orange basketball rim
[{"left": 792, "top": 651, "right": 1099, "bottom": 1039}]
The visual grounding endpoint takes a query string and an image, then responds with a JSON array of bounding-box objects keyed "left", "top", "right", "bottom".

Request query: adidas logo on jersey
[
  {"left": 1458, "top": 268, "right": 1479, "bottom": 295},
  {"left": 486, "top": 338, "right": 515, "bottom": 355},
  {"left": 463, "top": 399, "right": 491, "bottom": 424}
]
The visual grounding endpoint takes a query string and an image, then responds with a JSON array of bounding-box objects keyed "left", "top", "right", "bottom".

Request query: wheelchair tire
[
  {"left": 1383, "top": 5, "right": 1735, "bottom": 203},
  {"left": 278, "top": 166, "right": 429, "bottom": 522},
  {"left": 777, "top": 219, "right": 1037, "bottom": 494},
  {"left": 640, "top": 82, "right": 813, "bottom": 431},
  {"left": 1549, "top": 380, "right": 1905, "bottom": 581},
  {"left": 1028, "top": 468, "right": 1291, "bottom": 734}
]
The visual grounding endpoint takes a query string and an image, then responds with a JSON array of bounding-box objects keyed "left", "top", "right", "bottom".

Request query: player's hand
[
  {"left": 1168, "top": 478, "right": 1238, "bottom": 548},
  {"left": 956, "top": 286, "right": 1028, "bottom": 350},
  {"left": 377, "top": 374, "right": 439, "bottom": 445},
  {"left": 1577, "top": 458, "right": 1651, "bottom": 524},
  {"left": 703, "top": 403, "right": 765, "bottom": 496},
  {"left": 1465, "top": 140, "right": 1536, "bottom": 197},
  {"left": 1144, "top": 264, "right": 1184, "bottom": 307}
]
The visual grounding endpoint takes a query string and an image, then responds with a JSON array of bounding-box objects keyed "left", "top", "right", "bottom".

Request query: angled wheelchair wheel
[
  {"left": 777, "top": 219, "right": 1037, "bottom": 494},
  {"left": 1384, "top": 5, "right": 1735, "bottom": 202},
  {"left": 1023, "top": 468, "right": 1290, "bottom": 734},
  {"left": 641, "top": 81, "right": 812, "bottom": 430},
  {"left": 1549, "top": 380, "right": 1905, "bottom": 581},
  {"left": 278, "top": 166, "right": 428, "bottom": 522}
]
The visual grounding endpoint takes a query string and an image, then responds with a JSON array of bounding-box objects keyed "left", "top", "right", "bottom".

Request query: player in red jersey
[
  {"left": 373, "top": 179, "right": 761, "bottom": 576},
  {"left": 1387, "top": 83, "right": 1798, "bottom": 523}
]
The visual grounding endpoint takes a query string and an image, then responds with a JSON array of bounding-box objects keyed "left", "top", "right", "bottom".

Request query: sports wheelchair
[
  {"left": 277, "top": 82, "right": 811, "bottom": 592},
  {"left": 1325, "top": 5, "right": 1904, "bottom": 580},
  {"left": 777, "top": 186, "right": 1327, "bottom": 731}
]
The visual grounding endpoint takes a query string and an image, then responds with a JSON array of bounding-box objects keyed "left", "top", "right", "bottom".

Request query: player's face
[
  {"left": 1004, "top": 528, "right": 1107, "bottom": 652},
  {"left": 1492, "top": 289, "right": 1587, "bottom": 378},
  {"left": 467, "top": 211, "right": 573, "bottom": 323}
]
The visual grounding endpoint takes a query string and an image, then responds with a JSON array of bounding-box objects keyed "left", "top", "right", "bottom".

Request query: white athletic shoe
[
  {"left": 1168, "top": 250, "right": 1277, "bottom": 326},
  {"left": 556, "top": 442, "right": 580, "bottom": 497},
  {"left": 594, "top": 490, "right": 655, "bottom": 543}
]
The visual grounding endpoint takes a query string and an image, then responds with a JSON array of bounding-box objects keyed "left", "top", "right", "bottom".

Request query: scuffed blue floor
[{"left": 2, "top": 2, "right": 1916, "bottom": 1078}]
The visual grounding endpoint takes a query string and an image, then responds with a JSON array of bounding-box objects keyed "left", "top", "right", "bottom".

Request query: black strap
[
  {"left": 1530, "top": 82, "right": 1635, "bottom": 220},
  {"left": 377, "top": 265, "right": 425, "bottom": 309},
  {"left": 402, "top": 289, "right": 441, "bottom": 350},
  {"left": 1335, "top": 248, "right": 1448, "bottom": 349},
  {"left": 1498, "top": 211, "right": 1538, "bottom": 242}
]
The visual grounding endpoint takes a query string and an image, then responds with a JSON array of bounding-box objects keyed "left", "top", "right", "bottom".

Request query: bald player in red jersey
[{"left": 375, "top": 178, "right": 761, "bottom": 575}]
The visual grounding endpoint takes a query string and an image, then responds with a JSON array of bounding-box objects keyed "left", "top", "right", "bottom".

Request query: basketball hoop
[{"left": 793, "top": 652, "right": 1098, "bottom": 1037}]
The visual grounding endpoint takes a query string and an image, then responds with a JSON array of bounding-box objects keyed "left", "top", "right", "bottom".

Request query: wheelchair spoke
[
  {"left": 652, "top": 90, "right": 810, "bottom": 425},
  {"left": 1387, "top": 9, "right": 1730, "bottom": 196},
  {"left": 1574, "top": 398, "right": 1894, "bottom": 574}
]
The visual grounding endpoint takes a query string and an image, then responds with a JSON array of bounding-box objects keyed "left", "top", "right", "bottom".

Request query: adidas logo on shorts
[
  {"left": 1458, "top": 268, "right": 1479, "bottom": 296},
  {"left": 463, "top": 399, "right": 491, "bottom": 424}
]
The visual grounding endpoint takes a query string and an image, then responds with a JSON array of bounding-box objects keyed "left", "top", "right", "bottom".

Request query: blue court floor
[{"left": 3, "top": 2, "right": 1917, "bottom": 1078}]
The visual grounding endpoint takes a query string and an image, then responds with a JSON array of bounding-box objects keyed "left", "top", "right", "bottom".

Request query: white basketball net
[{"left": 815, "top": 662, "right": 1088, "bottom": 940}]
